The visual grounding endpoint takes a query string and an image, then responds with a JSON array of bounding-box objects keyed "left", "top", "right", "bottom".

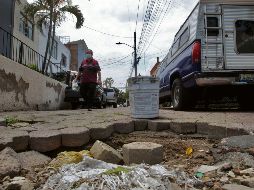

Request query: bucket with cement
[{"left": 127, "top": 76, "right": 160, "bottom": 119}]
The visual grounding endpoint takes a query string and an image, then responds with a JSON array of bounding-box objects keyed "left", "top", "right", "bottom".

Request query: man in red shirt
[{"left": 76, "top": 49, "right": 101, "bottom": 111}]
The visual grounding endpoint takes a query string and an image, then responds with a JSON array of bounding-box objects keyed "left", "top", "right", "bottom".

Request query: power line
[{"left": 83, "top": 25, "right": 133, "bottom": 39}]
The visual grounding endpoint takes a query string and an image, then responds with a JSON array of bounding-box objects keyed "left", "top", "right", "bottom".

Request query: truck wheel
[
  {"left": 113, "top": 103, "right": 117, "bottom": 108},
  {"left": 171, "top": 79, "right": 191, "bottom": 111},
  {"left": 71, "top": 102, "right": 79, "bottom": 110},
  {"left": 238, "top": 96, "right": 254, "bottom": 111}
]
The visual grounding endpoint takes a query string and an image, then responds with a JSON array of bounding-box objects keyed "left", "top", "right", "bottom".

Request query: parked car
[
  {"left": 157, "top": 0, "right": 254, "bottom": 111},
  {"left": 64, "top": 71, "right": 107, "bottom": 109},
  {"left": 103, "top": 88, "right": 117, "bottom": 108}
]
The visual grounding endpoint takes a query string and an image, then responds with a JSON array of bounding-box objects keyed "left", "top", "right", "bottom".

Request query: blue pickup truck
[{"left": 157, "top": 0, "right": 254, "bottom": 111}]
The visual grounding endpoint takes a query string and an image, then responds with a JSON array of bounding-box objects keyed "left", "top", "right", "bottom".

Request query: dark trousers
[{"left": 80, "top": 83, "right": 96, "bottom": 108}]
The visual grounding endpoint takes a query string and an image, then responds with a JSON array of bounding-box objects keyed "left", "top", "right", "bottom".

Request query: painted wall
[{"left": 0, "top": 55, "right": 67, "bottom": 111}]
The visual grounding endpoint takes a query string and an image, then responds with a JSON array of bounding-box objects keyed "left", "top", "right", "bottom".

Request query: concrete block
[
  {"left": 90, "top": 140, "right": 122, "bottom": 164},
  {"left": 197, "top": 123, "right": 227, "bottom": 139},
  {"left": 123, "top": 142, "right": 163, "bottom": 165},
  {"left": 170, "top": 122, "right": 196, "bottom": 134},
  {"left": 29, "top": 130, "right": 61, "bottom": 152},
  {"left": 90, "top": 125, "right": 114, "bottom": 140},
  {"left": 134, "top": 120, "right": 148, "bottom": 131},
  {"left": 0, "top": 129, "right": 29, "bottom": 152},
  {"left": 226, "top": 127, "right": 249, "bottom": 137},
  {"left": 220, "top": 135, "right": 254, "bottom": 149},
  {"left": 114, "top": 121, "right": 134, "bottom": 134},
  {"left": 61, "top": 127, "right": 90, "bottom": 147},
  {"left": 148, "top": 120, "right": 170, "bottom": 131}
]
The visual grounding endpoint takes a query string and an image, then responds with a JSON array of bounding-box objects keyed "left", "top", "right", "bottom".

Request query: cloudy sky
[{"left": 31, "top": 0, "right": 199, "bottom": 88}]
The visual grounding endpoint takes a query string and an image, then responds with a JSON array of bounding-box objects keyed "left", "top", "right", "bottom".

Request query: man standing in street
[{"left": 76, "top": 49, "right": 101, "bottom": 111}]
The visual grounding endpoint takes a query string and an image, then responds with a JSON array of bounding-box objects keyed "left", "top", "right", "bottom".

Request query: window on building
[
  {"left": 235, "top": 20, "right": 254, "bottom": 54},
  {"left": 171, "top": 39, "right": 179, "bottom": 55},
  {"left": 19, "top": 13, "right": 33, "bottom": 40},
  {"left": 61, "top": 53, "right": 67, "bottom": 67},
  {"left": 179, "top": 28, "right": 189, "bottom": 47},
  {"left": 206, "top": 17, "right": 219, "bottom": 36}
]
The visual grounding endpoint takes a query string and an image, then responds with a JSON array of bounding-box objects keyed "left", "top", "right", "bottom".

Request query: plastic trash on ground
[
  {"left": 49, "top": 151, "right": 91, "bottom": 169},
  {"left": 40, "top": 156, "right": 196, "bottom": 190}
]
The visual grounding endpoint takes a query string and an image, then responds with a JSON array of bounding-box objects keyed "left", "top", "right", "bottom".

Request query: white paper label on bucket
[{"left": 129, "top": 92, "right": 159, "bottom": 118}]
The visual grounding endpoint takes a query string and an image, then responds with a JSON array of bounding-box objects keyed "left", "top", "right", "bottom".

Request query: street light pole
[{"left": 134, "top": 31, "right": 137, "bottom": 77}]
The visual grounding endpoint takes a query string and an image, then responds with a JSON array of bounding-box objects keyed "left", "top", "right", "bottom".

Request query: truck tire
[
  {"left": 113, "top": 103, "right": 117, "bottom": 108},
  {"left": 171, "top": 79, "right": 192, "bottom": 111},
  {"left": 71, "top": 102, "right": 79, "bottom": 110},
  {"left": 238, "top": 96, "right": 254, "bottom": 111}
]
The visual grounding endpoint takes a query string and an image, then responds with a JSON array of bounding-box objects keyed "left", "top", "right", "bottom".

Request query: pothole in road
[{"left": 104, "top": 130, "right": 218, "bottom": 175}]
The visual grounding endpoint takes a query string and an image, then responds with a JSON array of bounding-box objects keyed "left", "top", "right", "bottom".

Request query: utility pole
[{"left": 134, "top": 31, "right": 137, "bottom": 77}]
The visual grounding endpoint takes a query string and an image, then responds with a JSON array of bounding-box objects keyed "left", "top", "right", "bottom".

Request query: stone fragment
[
  {"left": 228, "top": 171, "right": 235, "bottom": 178},
  {"left": 220, "top": 176, "right": 229, "bottom": 183},
  {"left": 222, "top": 184, "right": 253, "bottom": 190},
  {"left": 3, "top": 176, "right": 34, "bottom": 190},
  {"left": 170, "top": 122, "right": 196, "bottom": 134},
  {"left": 240, "top": 168, "right": 254, "bottom": 176},
  {"left": 0, "top": 147, "right": 21, "bottom": 179},
  {"left": 134, "top": 120, "right": 148, "bottom": 131},
  {"left": 90, "top": 140, "right": 122, "bottom": 164},
  {"left": 122, "top": 142, "right": 163, "bottom": 165},
  {"left": 29, "top": 130, "right": 61, "bottom": 152},
  {"left": 11, "top": 122, "right": 30, "bottom": 128},
  {"left": 61, "top": 127, "right": 90, "bottom": 147},
  {"left": 148, "top": 120, "right": 170, "bottom": 131},
  {"left": 18, "top": 151, "right": 51, "bottom": 170},
  {"left": 197, "top": 163, "right": 229, "bottom": 174},
  {"left": 90, "top": 125, "right": 114, "bottom": 140},
  {"left": 241, "top": 177, "right": 254, "bottom": 188},
  {"left": 114, "top": 121, "right": 134, "bottom": 134}
]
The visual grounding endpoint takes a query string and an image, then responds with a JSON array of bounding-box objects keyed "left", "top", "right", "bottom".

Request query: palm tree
[
  {"left": 24, "top": 0, "right": 84, "bottom": 74},
  {"left": 103, "top": 77, "right": 114, "bottom": 88}
]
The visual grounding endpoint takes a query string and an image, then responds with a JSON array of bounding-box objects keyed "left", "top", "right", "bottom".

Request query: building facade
[
  {"left": 65, "top": 39, "right": 88, "bottom": 71},
  {"left": 2, "top": 0, "right": 71, "bottom": 73},
  {"left": 150, "top": 57, "right": 160, "bottom": 77}
]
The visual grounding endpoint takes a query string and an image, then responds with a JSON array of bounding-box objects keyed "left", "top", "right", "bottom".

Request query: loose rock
[
  {"left": 2, "top": 176, "right": 34, "bottom": 190},
  {"left": 0, "top": 147, "right": 21, "bottom": 179},
  {"left": 222, "top": 184, "right": 253, "bottom": 190},
  {"left": 122, "top": 142, "right": 163, "bottom": 165},
  {"left": 18, "top": 151, "right": 51, "bottom": 170},
  {"left": 90, "top": 140, "right": 123, "bottom": 164}
]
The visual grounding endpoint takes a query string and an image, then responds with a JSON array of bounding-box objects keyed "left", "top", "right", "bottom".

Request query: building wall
[
  {"left": 13, "top": 0, "right": 39, "bottom": 51},
  {"left": 0, "top": 55, "right": 67, "bottom": 111},
  {"left": 65, "top": 43, "right": 78, "bottom": 71},
  {"left": 38, "top": 28, "right": 71, "bottom": 73},
  {"left": 12, "top": 0, "right": 71, "bottom": 73}
]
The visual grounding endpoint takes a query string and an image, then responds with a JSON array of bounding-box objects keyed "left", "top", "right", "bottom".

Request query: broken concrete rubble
[
  {"left": 1, "top": 176, "right": 34, "bottom": 190},
  {"left": 90, "top": 140, "right": 123, "bottom": 164},
  {"left": 0, "top": 147, "right": 21, "bottom": 179}
]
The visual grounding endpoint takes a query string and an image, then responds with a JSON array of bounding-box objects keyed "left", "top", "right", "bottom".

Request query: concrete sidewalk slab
[
  {"left": 148, "top": 120, "right": 171, "bottom": 131},
  {"left": 61, "top": 127, "right": 90, "bottom": 147},
  {"left": 29, "top": 130, "right": 61, "bottom": 152},
  {"left": 114, "top": 121, "right": 134, "bottom": 134}
]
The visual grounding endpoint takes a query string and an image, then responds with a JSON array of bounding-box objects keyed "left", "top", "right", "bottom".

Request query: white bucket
[{"left": 128, "top": 76, "right": 160, "bottom": 119}]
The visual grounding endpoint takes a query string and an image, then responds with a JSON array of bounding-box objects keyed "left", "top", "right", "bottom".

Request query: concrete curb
[{"left": 0, "top": 119, "right": 252, "bottom": 153}]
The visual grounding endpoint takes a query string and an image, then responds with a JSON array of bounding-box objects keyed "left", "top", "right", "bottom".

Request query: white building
[{"left": 12, "top": 0, "right": 71, "bottom": 73}]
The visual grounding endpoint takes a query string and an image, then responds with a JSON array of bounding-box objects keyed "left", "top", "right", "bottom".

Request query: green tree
[
  {"left": 24, "top": 0, "right": 84, "bottom": 74},
  {"left": 103, "top": 77, "right": 114, "bottom": 88}
]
